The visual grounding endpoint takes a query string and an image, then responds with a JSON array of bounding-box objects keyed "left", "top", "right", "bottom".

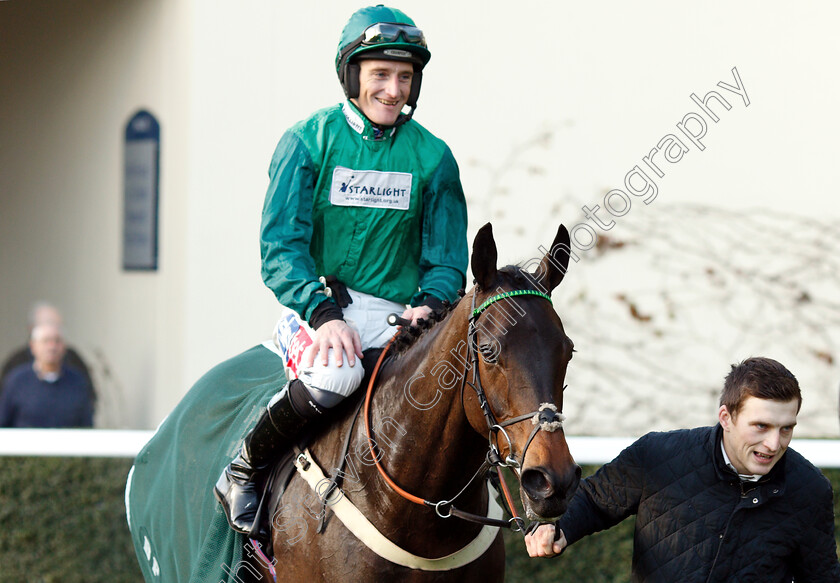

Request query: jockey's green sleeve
[{"left": 260, "top": 101, "right": 468, "bottom": 321}]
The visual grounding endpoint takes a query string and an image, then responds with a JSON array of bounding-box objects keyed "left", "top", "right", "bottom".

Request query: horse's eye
[{"left": 479, "top": 343, "right": 498, "bottom": 363}]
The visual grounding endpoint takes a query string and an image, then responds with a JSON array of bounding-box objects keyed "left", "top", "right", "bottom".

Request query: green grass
[
  {"left": 0, "top": 457, "right": 141, "bottom": 583},
  {"left": 0, "top": 458, "right": 836, "bottom": 582}
]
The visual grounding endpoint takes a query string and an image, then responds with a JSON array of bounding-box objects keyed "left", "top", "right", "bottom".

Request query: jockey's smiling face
[{"left": 352, "top": 59, "right": 413, "bottom": 126}]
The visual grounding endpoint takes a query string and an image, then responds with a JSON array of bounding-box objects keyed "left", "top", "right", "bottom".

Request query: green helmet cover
[{"left": 335, "top": 5, "right": 432, "bottom": 73}]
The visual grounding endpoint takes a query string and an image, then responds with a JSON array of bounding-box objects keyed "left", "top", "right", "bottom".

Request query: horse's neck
[
  {"left": 308, "top": 302, "right": 495, "bottom": 556},
  {"left": 369, "top": 303, "right": 488, "bottom": 508}
]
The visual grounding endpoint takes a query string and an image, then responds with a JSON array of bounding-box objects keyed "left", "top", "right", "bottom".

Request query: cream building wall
[
  {"left": 1, "top": 0, "right": 192, "bottom": 428},
  {"left": 2, "top": 0, "right": 839, "bottom": 434}
]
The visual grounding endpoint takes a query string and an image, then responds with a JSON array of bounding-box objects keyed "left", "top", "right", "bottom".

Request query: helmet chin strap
[
  {"left": 357, "top": 103, "right": 417, "bottom": 132},
  {"left": 388, "top": 104, "right": 417, "bottom": 129}
]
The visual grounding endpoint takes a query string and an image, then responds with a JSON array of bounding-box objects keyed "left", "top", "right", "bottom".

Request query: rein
[
  {"left": 363, "top": 288, "right": 566, "bottom": 531},
  {"left": 364, "top": 338, "right": 510, "bottom": 527}
]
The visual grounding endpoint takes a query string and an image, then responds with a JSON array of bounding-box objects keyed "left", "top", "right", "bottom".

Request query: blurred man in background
[
  {"left": 0, "top": 302, "right": 94, "bottom": 399},
  {"left": 0, "top": 322, "right": 94, "bottom": 427}
]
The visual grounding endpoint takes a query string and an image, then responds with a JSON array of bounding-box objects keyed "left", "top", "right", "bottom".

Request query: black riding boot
[{"left": 214, "top": 379, "right": 323, "bottom": 536}]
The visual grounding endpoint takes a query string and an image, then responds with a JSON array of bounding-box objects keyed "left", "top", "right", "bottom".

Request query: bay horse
[{"left": 250, "top": 223, "right": 580, "bottom": 582}]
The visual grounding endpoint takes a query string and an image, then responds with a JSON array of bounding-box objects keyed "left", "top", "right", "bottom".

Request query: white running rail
[
  {"left": 0, "top": 429, "right": 154, "bottom": 457},
  {"left": 0, "top": 430, "right": 838, "bottom": 467}
]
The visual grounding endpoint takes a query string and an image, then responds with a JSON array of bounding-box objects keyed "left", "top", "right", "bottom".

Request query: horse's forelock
[{"left": 493, "top": 265, "right": 543, "bottom": 291}]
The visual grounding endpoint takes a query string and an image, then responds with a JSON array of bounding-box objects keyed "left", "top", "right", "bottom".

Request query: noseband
[{"left": 363, "top": 287, "right": 567, "bottom": 530}]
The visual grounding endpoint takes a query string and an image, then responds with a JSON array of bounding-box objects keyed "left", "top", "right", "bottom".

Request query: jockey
[{"left": 214, "top": 4, "right": 469, "bottom": 537}]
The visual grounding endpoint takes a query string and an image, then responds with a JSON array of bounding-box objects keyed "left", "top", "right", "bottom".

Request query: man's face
[
  {"left": 30, "top": 324, "right": 66, "bottom": 371},
  {"left": 352, "top": 59, "right": 413, "bottom": 126},
  {"left": 719, "top": 396, "right": 798, "bottom": 476}
]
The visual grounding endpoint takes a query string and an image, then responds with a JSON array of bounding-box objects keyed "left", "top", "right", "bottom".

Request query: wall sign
[{"left": 122, "top": 110, "right": 160, "bottom": 271}]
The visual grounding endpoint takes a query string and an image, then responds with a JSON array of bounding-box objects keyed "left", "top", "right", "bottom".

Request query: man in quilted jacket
[{"left": 526, "top": 356, "right": 840, "bottom": 582}]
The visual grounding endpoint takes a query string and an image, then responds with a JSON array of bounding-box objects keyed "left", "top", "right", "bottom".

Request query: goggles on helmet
[{"left": 360, "top": 22, "right": 427, "bottom": 48}]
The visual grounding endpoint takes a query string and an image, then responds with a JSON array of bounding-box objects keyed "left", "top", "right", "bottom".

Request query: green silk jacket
[{"left": 260, "top": 101, "right": 468, "bottom": 321}]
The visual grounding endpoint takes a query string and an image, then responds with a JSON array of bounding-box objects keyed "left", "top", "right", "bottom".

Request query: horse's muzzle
[{"left": 520, "top": 464, "right": 581, "bottom": 519}]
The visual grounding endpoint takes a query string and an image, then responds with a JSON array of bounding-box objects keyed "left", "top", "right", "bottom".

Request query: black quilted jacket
[{"left": 556, "top": 425, "right": 840, "bottom": 582}]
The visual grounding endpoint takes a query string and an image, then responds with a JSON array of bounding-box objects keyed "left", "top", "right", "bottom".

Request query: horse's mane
[
  {"left": 390, "top": 296, "right": 461, "bottom": 355},
  {"left": 391, "top": 265, "right": 535, "bottom": 355}
]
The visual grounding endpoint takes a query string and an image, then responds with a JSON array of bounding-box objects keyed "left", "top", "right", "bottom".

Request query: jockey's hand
[
  {"left": 305, "top": 319, "right": 363, "bottom": 369},
  {"left": 401, "top": 305, "right": 433, "bottom": 327},
  {"left": 524, "top": 523, "right": 567, "bottom": 558}
]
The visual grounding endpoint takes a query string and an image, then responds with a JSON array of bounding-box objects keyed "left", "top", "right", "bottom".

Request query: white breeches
[{"left": 270, "top": 288, "right": 403, "bottom": 398}]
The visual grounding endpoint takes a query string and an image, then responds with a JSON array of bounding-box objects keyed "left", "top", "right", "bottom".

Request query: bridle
[
  {"left": 465, "top": 289, "right": 567, "bottom": 472},
  {"left": 363, "top": 287, "right": 568, "bottom": 530}
]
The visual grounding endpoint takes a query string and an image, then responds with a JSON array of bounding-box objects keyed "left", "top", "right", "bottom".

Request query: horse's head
[{"left": 465, "top": 223, "right": 581, "bottom": 521}]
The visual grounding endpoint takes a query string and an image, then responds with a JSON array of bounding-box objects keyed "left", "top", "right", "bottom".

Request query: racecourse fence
[
  {"left": 1, "top": 429, "right": 837, "bottom": 583},
  {"left": 1, "top": 429, "right": 839, "bottom": 467}
]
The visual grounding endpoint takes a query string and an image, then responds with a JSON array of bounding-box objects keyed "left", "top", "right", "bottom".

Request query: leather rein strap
[{"left": 363, "top": 288, "right": 564, "bottom": 530}]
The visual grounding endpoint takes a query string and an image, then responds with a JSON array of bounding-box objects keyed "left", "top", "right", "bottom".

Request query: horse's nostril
[{"left": 520, "top": 468, "right": 555, "bottom": 500}]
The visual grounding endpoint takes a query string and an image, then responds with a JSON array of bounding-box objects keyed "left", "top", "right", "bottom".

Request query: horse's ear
[
  {"left": 535, "top": 224, "right": 571, "bottom": 292},
  {"left": 471, "top": 222, "right": 498, "bottom": 290}
]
